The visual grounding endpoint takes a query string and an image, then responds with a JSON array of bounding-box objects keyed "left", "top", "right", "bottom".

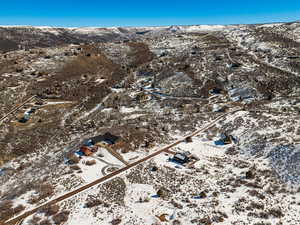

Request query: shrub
[
  {"left": 170, "top": 200, "right": 183, "bottom": 209},
  {"left": 157, "top": 188, "right": 171, "bottom": 198},
  {"left": 39, "top": 184, "right": 54, "bottom": 199},
  {"left": 253, "top": 222, "right": 271, "bottom": 225},
  {"left": 247, "top": 190, "right": 265, "bottom": 200},
  {"left": 43, "top": 204, "right": 60, "bottom": 216},
  {"left": 28, "top": 216, "right": 41, "bottom": 224},
  {"left": 199, "top": 191, "right": 207, "bottom": 198},
  {"left": 268, "top": 208, "right": 284, "bottom": 218},
  {"left": 245, "top": 170, "right": 255, "bottom": 179},
  {"left": 172, "top": 220, "right": 181, "bottom": 225},
  {"left": 13, "top": 205, "right": 25, "bottom": 214},
  {"left": 52, "top": 211, "right": 70, "bottom": 224},
  {"left": 70, "top": 165, "right": 81, "bottom": 170},
  {"left": 85, "top": 199, "right": 103, "bottom": 208},
  {"left": 212, "top": 215, "right": 224, "bottom": 222},
  {"left": 39, "top": 219, "right": 52, "bottom": 225},
  {"left": 111, "top": 218, "right": 122, "bottom": 225},
  {"left": 0, "top": 201, "right": 25, "bottom": 221},
  {"left": 29, "top": 183, "right": 54, "bottom": 204},
  {"left": 250, "top": 201, "right": 265, "bottom": 210},
  {"left": 185, "top": 136, "right": 193, "bottom": 142},
  {"left": 198, "top": 217, "right": 212, "bottom": 225}
]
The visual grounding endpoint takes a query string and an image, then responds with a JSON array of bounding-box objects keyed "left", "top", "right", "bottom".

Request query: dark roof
[
  {"left": 173, "top": 153, "right": 189, "bottom": 163},
  {"left": 90, "top": 132, "right": 119, "bottom": 145},
  {"left": 90, "top": 135, "right": 105, "bottom": 144},
  {"left": 103, "top": 132, "right": 119, "bottom": 143},
  {"left": 174, "top": 153, "right": 188, "bottom": 161}
]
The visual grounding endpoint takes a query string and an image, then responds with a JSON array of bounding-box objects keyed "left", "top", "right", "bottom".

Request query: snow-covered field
[{"left": 56, "top": 137, "right": 300, "bottom": 225}]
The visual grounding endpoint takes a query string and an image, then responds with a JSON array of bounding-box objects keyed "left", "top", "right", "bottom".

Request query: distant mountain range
[{"left": 0, "top": 21, "right": 299, "bottom": 53}]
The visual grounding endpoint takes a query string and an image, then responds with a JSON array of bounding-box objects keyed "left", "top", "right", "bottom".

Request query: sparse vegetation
[
  {"left": 52, "top": 211, "right": 70, "bottom": 224},
  {"left": 0, "top": 200, "right": 25, "bottom": 221},
  {"left": 0, "top": 22, "right": 299, "bottom": 225},
  {"left": 42, "top": 204, "right": 60, "bottom": 216}
]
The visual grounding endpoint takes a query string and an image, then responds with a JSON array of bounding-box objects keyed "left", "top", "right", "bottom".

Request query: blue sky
[{"left": 0, "top": 0, "right": 300, "bottom": 27}]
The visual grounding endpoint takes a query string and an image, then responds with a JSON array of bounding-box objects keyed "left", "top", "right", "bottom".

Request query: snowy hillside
[{"left": 0, "top": 21, "right": 300, "bottom": 225}]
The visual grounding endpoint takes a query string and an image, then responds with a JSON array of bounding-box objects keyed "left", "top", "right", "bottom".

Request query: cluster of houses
[
  {"left": 75, "top": 132, "right": 121, "bottom": 157},
  {"left": 18, "top": 99, "right": 44, "bottom": 123}
]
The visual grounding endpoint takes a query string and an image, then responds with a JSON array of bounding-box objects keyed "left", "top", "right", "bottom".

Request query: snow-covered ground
[
  {"left": 17, "top": 132, "right": 299, "bottom": 225},
  {"left": 1, "top": 21, "right": 300, "bottom": 225}
]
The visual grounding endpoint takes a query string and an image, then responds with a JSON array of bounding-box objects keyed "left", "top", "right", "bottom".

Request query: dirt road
[{"left": 0, "top": 95, "right": 37, "bottom": 125}]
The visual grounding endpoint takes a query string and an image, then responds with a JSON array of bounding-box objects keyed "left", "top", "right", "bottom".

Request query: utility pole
[{"left": 152, "top": 74, "right": 156, "bottom": 88}]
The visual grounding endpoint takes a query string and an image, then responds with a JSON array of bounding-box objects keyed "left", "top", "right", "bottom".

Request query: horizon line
[{"left": 0, "top": 19, "right": 298, "bottom": 29}]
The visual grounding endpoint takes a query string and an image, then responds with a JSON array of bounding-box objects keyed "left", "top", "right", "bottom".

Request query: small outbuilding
[{"left": 171, "top": 153, "right": 190, "bottom": 165}]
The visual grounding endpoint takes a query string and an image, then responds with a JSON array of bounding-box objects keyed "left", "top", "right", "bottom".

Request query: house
[
  {"left": 228, "top": 87, "right": 257, "bottom": 101},
  {"left": 27, "top": 107, "right": 37, "bottom": 114},
  {"left": 18, "top": 117, "right": 28, "bottom": 123},
  {"left": 212, "top": 104, "right": 226, "bottom": 113},
  {"left": 214, "top": 133, "right": 237, "bottom": 145},
  {"left": 209, "top": 87, "right": 222, "bottom": 95},
  {"left": 219, "top": 133, "right": 232, "bottom": 144},
  {"left": 90, "top": 132, "right": 120, "bottom": 145},
  {"left": 80, "top": 146, "right": 93, "bottom": 156},
  {"left": 171, "top": 153, "right": 190, "bottom": 165},
  {"left": 137, "top": 71, "right": 152, "bottom": 77},
  {"left": 18, "top": 112, "right": 30, "bottom": 123},
  {"left": 287, "top": 56, "right": 299, "bottom": 59}
]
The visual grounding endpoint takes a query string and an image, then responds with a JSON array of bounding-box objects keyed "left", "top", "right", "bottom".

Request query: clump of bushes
[
  {"left": 85, "top": 199, "right": 103, "bottom": 208},
  {"left": 127, "top": 42, "right": 154, "bottom": 67},
  {"left": 43, "top": 204, "right": 60, "bottom": 216},
  {"left": 111, "top": 218, "right": 122, "bottom": 225},
  {"left": 52, "top": 211, "right": 70, "bottom": 224},
  {"left": 253, "top": 222, "right": 271, "bottom": 225},
  {"left": 247, "top": 189, "right": 265, "bottom": 200},
  {"left": 29, "top": 183, "right": 54, "bottom": 204},
  {"left": 268, "top": 208, "right": 284, "bottom": 218},
  {"left": 249, "top": 201, "right": 265, "bottom": 210},
  {"left": 70, "top": 165, "right": 81, "bottom": 170},
  {"left": 28, "top": 216, "right": 42, "bottom": 224},
  {"left": 39, "top": 219, "right": 52, "bottom": 225},
  {"left": 245, "top": 169, "right": 255, "bottom": 179},
  {"left": 0, "top": 200, "right": 25, "bottom": 221}
]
